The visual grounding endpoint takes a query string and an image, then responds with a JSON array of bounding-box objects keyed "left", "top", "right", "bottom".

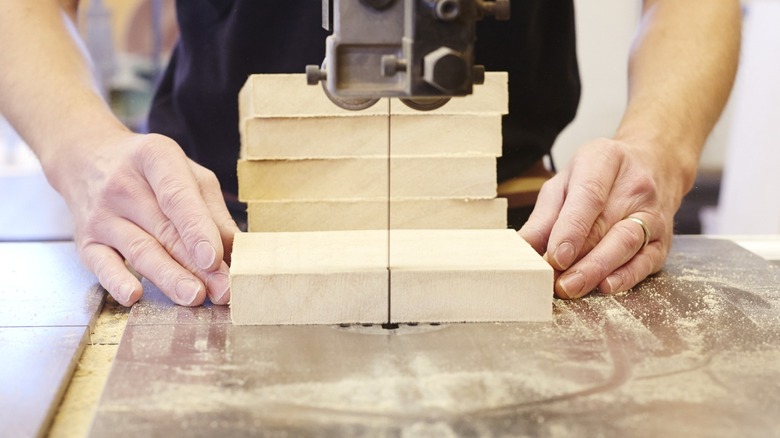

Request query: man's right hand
[
  {"left": 0, "top": 2, "right": 238, "bottom": 306},
  {"left": 53, "top": 131, "right": 240, "bottom": 306}
]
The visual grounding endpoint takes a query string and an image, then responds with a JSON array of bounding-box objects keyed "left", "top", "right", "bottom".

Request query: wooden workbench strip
[
  {"left": 239, "top": 74, "right": 388, "bottom": 118},
  {"left": 47, "top": 299, "right": 129, "bottom": 438},
  {"left": 230, "top": 231, "right": 389, "bottom": 325},
  {"left": 237, "top": 156, "right": 497, "bottom": 201},
  {"left": 389, "top": 229, "right": 553, "bottom": 323},
  {"left": 246, "top": 198, "right": 507, "bottom": 232},
  {"left": 390, "top": 72, "right": 508, "bottom": 115}
]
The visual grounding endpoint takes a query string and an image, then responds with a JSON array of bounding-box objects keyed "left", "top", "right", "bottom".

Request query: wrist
[
  {"left": 614, "top": 125, "right": 701, "bottom": 206},
  {"left": 39, "top": 113, "right": 132, "bottom": 199}
]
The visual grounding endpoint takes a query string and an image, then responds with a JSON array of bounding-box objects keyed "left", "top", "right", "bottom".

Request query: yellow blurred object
[{"left": 497, "top": 159, "right": 553, "bottom": 209}]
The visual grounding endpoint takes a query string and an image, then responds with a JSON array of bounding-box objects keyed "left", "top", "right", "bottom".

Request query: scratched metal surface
[
  {"left": 89, "top": 237, "right": 780, "bottom": 437},
  {"left": 0, "top": 242, "right": 104, "bottom": 328},
  {"left": 0, "top": 326, "right": 89, "bottom": 438},
  {"left": 0, "top": 242, "right": 103, "bottom": 438}
]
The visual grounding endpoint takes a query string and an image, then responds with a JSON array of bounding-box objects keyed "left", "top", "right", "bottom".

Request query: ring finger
[{"left": 555, "top": 215, "right": 654, "bottom": 299}]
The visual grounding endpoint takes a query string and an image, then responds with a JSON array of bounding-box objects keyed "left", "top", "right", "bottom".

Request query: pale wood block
[
  {"left": 390, "top": 114, "right": 502, "bottom": 157},
  {"left": 230, "top": 231, "right": 389, "bottom": 325},
  {"left": 390, "top": 229, "right": 553, "bottom": 323},
  {"left": 247, "top": 198, "right": 508, "bottom": 232},
  {"left": 229, "top": 229, "right": 552, "bottom": 325},
  {"left": 240, "top": 116, "right": 388, "bottom": 159},
  {"left": 240, "top": 113, "right": 502, "bottom": 159},
  {"left": 239, "top": 74, "right": 388, "bottom": 119},
  {"left": 237, "top": 156, "right": 497, "bottom": 201},
  {"left": 390, "top": 72, "right": 508, "bottom": 115}
]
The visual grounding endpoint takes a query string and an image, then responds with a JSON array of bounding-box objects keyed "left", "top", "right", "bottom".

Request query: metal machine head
[{"left": 306, "top": 0, "right": 510, "bottom": 111}]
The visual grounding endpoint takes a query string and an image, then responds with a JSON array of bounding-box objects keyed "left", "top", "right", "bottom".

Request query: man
[{"left": 0, "top": 0, "right": 740, "bottom": 307}]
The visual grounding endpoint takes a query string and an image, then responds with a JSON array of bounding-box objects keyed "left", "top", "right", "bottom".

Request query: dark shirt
[{"left": 148, "top": 0, "right": 580, "bottom": 197}]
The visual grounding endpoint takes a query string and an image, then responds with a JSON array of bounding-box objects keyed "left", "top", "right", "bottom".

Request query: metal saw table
[{"left": 2, "top": 236, "right": 780, "bottom": 437}]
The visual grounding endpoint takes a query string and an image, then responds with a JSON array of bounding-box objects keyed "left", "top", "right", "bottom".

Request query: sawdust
[
  {"left": 101, "top": 273, "right": 767, "bottom": 417},
  {"left": 47, "top": 298, "right": 129, "bottom": 438},
  {"left": 102, "top": 366, "right": 588, "bottom": 419},
  {"left": 566, "top": 264, "right": 780, "bottom": 415},
  {"left": 93, "top": 243, "right": 780, "bottom": 436}
]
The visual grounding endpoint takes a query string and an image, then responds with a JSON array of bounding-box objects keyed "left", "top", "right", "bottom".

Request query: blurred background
[
  {"left": 1, "top": 0, "right": 778, "bottom": 241},
  {"left": 0, "top": 0, "right": 177, "bottom": 241}
]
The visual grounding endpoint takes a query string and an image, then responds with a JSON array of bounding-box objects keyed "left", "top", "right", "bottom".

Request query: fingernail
[
  {"left": 207, "top": 272, "right": 230, "bottom": 304},
  {"left": 559, "top": 271, "right": 585, "bottom": 299},
  {"left": 175, "top": 278, "right": 201, "bottom": 305},
  {"left": 118, "top": 282, "right": 135, "bottom": 303},
  {"left": 605, "top": 274, "right": 623, "bottom": 294},
  {"left": 553, "top": 242, "right": 576, "bottom": 269},
  {"left": 194, "top": 241, "right": 217, "bottom": 270}
]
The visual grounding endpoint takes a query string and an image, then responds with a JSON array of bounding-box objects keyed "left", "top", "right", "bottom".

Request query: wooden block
[
  {"left": 240, "top": 113, "right": 502, "bottom": 159},
  {"left": 237, "top": 156, "right": 497, "bottom": 201},
  {"left": 229, "top": 229, "right": 552, "bottom": 325},
  {"left": 238, "top": 72, "right": 506, "bottom": 118},
  {"left": 390, "top": 229, "right": 552, "bottom": 323},
  {"left": 239, "top": 74, "right": 388, "bottom": 119},
  {"left": 230, "top": 231, "right": 389, "bottom": 325},
  {"left": 247, "top": 198, "right": 508, "bottom": 232},
  {"left": 390, "top": 72, "right": 509, "bottom": 115},
  {"left": 238, "top": 73, "right": 507, "bottom": 159},
  {"left": 390, "top": 114, "right": 502, "bottom": 157},
  {"left": 240, "top": 116, "right": 388, "bottom": 159}
]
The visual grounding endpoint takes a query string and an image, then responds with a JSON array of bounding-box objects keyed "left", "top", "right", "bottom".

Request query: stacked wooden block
[
  {"left": 237, "top": 73, "right": 509, "bottom": 232},
  {"left": 231, "top": 73, "right": 553, "bottom": 325}
]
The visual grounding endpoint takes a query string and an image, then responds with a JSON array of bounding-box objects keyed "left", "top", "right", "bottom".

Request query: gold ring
[{"left": 627, "top": 216, "right": 651, "bottom": 249}]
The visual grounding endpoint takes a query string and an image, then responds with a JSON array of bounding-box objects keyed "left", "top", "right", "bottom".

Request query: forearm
[
  {"left": 0, "top": 1, "right": 128, "bottom": 191},
  {"left": 616, "top": 0, "right": 741, "bottom": 199}
]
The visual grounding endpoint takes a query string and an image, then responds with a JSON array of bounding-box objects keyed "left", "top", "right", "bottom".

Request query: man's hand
[
  {"left": 56, "top": 132, "right": 240, "bottom": 306},
  {"left": 519, "top": 138, "right": 678, "bottom": 299},
  {"left": 519, "top": 0, "right": 740, "bottom": 299},
  {"left": 0, "top": 2, "right": 241, "bottom": 306}
]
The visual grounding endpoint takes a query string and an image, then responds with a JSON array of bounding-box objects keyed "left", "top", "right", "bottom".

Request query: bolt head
[
  {"left": 381, "top": 55, "right": 398, "bottom": 77},
  {"left": 435, "top": 0, "right": 461, "bottom": 21},
  {"left": 305, "top": 65, "right": 324, "bottom": 85},
  {"left": 424, "top": 47, "right": 468, "bottom": 92}
]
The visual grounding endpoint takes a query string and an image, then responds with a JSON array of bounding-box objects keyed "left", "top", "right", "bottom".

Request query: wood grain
[
  {"left": 390, "top": 114, "right": 502, "bottom": 157},
  {"left": 390, "top": 229, "right": 553, "bottom": 323},
  {"left": 247, "top": 198, "right": 507, "bottom": 232},
  {"left": 237, "top": 156, "right": 497, "bottom": 201},
  {"left": 229, "top": 229, "right": 552, "bottom": 325},
  {"left": 230, "top": 231, "right": 389, "bottom": 325},
  {"left": 240, "top": 115, "right": 388, "bottom": 160},
  {"left": 239, "top": 74, "right": 387, "bottom": 118},
  {"left": 238, "top": 72, "right": 506, "bottom": 119},
  {"left": 390, "top": 72, "right": 508, "bottom": 115},
  {"left": 240, "top": 113, "right": 502, "bottom": 160}
]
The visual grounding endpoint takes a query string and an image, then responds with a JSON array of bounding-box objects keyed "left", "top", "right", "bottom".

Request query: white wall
[
  {"left": 551, "top": 0, "right": 640, "bottom": 169},
  {"left": 553, "top": 0, "right": 731, "bottom": 173},
  {"left": 715, "top": 0, "right": 780, "bottom": 234}
]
